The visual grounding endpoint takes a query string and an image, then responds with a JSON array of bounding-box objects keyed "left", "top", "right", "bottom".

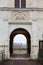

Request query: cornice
[{"left": 0, "top": 7, "right": 43, "bottom": 11}]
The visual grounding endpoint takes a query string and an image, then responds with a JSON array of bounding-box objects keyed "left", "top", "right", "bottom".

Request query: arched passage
[
  {"left": 13, "top": 34, "right": 27, "bottom": 54},
  {"left": 10, "top": 28, "right": 31, "bottom": 56}
]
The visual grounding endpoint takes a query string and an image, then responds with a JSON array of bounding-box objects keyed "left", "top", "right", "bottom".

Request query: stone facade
[{"left": 0, "top": 0, "right": 43, "bottom": 60}]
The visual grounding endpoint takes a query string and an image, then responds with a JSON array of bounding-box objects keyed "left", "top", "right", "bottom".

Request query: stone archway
[{"left": 10, "top": 28, "right": 31, "bottom": 56}]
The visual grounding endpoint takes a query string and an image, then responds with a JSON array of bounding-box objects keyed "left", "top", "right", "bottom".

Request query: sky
[{"left": 13, "top": 34, "right": 27, "bottom": 45}]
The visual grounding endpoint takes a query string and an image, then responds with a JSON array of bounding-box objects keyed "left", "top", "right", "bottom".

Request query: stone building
[{"left": 0, "top": 0, "right": 43, "bottom": 60}]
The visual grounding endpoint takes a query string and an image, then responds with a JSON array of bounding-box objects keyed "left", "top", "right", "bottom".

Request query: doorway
[{"left": 10, "top": 28, "right": 31, "bottom": 58}]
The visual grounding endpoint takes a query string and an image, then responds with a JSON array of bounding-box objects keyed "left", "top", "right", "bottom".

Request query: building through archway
[{"left": 10, "top": 28, "right": 31, "bottom": 57}]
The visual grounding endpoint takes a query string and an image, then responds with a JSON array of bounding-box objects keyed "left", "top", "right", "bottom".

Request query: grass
[{"left": 13, "top": 48, "right": 27, "bottom": 50}]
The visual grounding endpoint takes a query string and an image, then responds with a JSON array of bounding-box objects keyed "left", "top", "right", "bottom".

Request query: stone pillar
[
  {"left": 0, "top": 11, "right": 10, "bottom": 60},
  {"left": 31, "top": 21, "right": 39, "bottom": 59},
  {"left": 31, "top": 11, "right": 39, "bottom": 59}
]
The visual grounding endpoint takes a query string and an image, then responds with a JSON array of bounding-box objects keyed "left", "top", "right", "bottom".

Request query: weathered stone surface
[{"left": 0, "top": 0, "right": 43, "bottom": 60}]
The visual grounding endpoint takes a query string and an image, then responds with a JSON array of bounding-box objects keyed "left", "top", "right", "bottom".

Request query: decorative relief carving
[
  {"left": 10, "top": 11, "right": 30, "bottom": 22},
  {"left": 15, "top": 11, "right": 26, "bottom": 21},
  {"left": 15, "top": 16, "right": 25, "bottom": 21}
]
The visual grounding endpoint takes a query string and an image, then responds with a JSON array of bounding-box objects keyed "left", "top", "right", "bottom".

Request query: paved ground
[
  {"left": 11, "top": 50, "right": 30, "bottom": 58},
  {"left": 13, "top": 50, "right": 27, "bottom": 54},
  {"left": 0, "top": 51, "right": 41, "bottom": 65},
  {"left": 0, "top": 60, "right": 41, "bottom": 65},
  {"left": 11, "top": 54, "right": 30, "bottom": 58}
]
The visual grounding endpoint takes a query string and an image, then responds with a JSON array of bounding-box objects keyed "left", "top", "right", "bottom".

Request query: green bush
[{"left": 38, "top": 49, "right": 43, "bottom": 64}]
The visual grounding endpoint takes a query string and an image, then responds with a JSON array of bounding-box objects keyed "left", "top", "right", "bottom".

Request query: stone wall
[
  {"left": 0, "top": 0, "right": 43, "bottom": 8},
  {"left": 0, "top": 0, "right": 43, "bottom": 60}
]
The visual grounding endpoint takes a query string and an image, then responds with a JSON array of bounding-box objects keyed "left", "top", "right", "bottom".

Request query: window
[
  {"left": 15, "top": 0, "right": 26, "bottom": 8},
  {"left": 39, "top": 41, "right": 43, "bottom": 50},
  {"left": 21, "top": 0, "right": 26, "bottom": 8},
  {"left": 15, "top": 0, "right": 20, "bottom": 8}
]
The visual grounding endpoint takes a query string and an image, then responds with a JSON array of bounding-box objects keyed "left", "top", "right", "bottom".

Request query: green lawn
[{"left": 13, "top": 48, "right": 27, "bottom": 50}]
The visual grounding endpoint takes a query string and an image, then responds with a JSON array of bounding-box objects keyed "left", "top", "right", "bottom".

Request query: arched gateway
[{"left": 10, "top": 28, "right": 31, "bottom": 56}]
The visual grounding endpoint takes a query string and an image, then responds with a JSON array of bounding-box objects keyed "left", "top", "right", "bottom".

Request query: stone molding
[
  {"left": 9, "top": 22, "right": 32, "bottom": 25},
  {"left": 0, "top": 45, "right": 8, "bottom": 47},
  {"left": 0, "top": 7, "right": 43, "bottom": 11}
]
